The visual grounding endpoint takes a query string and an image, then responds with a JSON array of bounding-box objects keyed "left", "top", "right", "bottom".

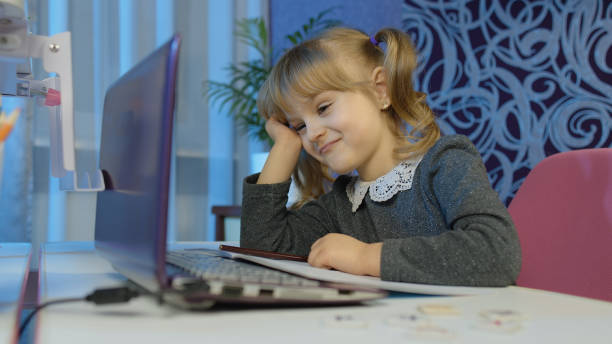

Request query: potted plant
[{"left": 205, "top": 8, "right": 341, "bottom": 149}]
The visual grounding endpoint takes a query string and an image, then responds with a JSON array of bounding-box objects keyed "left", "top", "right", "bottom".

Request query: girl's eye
[
  {"left": 317, "top": 103, "right": 331, "bottom": 115},
  {"left": 293, "top": 123, "right": 306, "bottom": 133}
]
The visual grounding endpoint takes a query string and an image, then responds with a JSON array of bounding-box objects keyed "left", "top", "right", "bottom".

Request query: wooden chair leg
[{"left": 215, "top": 214, "right": 225, "bottom": 241}]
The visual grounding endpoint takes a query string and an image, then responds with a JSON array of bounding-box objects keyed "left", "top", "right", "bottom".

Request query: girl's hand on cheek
[
  {"left": 257, "top": 116, "right": 302, "bottom": 184},
  {"left": 308, "top": 234, "right": 382, "bottom": 276},
  {"left": 265, "top": 117, "right": 301, "bottom": 147}
]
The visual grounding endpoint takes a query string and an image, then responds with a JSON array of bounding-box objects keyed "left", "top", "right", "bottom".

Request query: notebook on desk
[{"left": 93, "top": 34, "right": 385, "bottom": 309}]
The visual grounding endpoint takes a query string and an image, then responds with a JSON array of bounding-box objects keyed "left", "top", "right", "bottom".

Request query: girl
[{"left": 240, "top": 27, "right": 521, "bottom": 286}]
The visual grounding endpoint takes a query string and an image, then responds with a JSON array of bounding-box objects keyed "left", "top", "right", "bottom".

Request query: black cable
[
  {"left": 19, "top": 286, "right": 140, "bottom": 337},
  {"left": 85, "top": 286, "right": 139, "bottom": 305},
  {"left": 19, "top": 297, "right": 83, "bottom": 336}
]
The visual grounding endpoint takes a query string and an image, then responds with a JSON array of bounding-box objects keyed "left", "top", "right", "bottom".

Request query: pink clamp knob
[{"left": 44, "top": 88, "right": 61, "bottom": 106}]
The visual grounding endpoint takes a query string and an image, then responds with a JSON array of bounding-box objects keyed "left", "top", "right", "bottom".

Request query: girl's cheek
[
  {"left": 325, "top": 113, "right": 343, "bottom": 128},
  {"left": 301, "top": 141, "right": 319, "bottom": 159}
]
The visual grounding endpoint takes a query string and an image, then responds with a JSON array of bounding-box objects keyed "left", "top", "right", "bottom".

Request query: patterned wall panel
[{"left": 403, "top": 0, "right": 612, "bottom": 205}]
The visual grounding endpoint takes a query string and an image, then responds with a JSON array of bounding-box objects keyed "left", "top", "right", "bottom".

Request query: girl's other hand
[
  {"left": 266, "top": 117, "right": 301, "bottom": 147},
  {"left": 308, "top": 233, "right": 382, "bottom": 276}
]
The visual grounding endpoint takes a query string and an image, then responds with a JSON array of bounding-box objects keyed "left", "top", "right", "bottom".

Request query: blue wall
[{"left": 270, "top": 0, "right": 402, "bottom": 56}]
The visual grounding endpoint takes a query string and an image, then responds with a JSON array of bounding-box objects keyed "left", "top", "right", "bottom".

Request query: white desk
[
  {"left": 0, "top": 243, "right": 31, "bottom": 344},
  {"left": 37, "top": 242, "right": 612, "bottom": 344}
]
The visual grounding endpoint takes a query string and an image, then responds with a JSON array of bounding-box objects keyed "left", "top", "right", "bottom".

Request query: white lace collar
[{"left": 346, "top": 156, "right": 423, "bottom": 213}]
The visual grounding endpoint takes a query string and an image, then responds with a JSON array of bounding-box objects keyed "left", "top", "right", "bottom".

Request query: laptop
[{"left": 93, "top": 34, "right": 385, "bottom": 309}]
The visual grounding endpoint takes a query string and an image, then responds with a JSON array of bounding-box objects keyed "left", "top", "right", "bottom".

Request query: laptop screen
[{"left": 94, "top": 35, "right": 180, "bottom": 292}]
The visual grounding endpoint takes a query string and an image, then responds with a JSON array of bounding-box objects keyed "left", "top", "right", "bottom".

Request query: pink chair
[{"left": 508, "top": 148, "right": 612, "bottom": 302}]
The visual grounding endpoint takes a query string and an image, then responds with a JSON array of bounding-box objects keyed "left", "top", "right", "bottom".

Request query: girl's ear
[{"left": 371, "top": 66, "right": 390, "bottom": 110}]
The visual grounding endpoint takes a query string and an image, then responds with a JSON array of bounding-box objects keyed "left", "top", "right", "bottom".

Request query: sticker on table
[
  {"left": 406, "top": 324, "right": 456, "bottom": 341},
  {"left": 417, "top": 304, "right": 460, "bottom": 316},
  {"left": 322, "top": 314, "right": 368, "bottom": 329},
  {"left": 473, "top": 309, "right": 524, "bottom": 334},
  {"left": 385, "top": 313, "right": 431, "bottom": 328}
]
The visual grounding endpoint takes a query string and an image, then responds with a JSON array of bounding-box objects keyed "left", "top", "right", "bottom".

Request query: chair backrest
[
  {"left": 508, "top": 148, "right": 612, "bottom": 302},
  {"left": 211, "top": 205, "right": 242, "bottom": 241}
]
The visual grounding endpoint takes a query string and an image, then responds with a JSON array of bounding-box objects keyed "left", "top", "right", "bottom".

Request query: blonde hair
[{"left": 257, "top": 27, "right": 440, "bottom": 208}]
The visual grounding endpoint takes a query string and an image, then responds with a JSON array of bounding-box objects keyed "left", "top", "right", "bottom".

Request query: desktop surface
[
  {"left": 0, "top": 243, "right": 31, "bottom": 344},
  {"left": 36, "top": 241, "right": 612, "bottom": 344}
]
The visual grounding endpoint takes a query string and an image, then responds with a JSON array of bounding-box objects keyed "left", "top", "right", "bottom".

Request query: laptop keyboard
[{"left": 166, "top": 250, "right": 319, "bottom": 287}]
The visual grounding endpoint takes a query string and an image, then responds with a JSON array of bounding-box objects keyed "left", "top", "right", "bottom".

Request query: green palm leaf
[{"left": 204, "top": 7, "right": 341, "bottom": 148}]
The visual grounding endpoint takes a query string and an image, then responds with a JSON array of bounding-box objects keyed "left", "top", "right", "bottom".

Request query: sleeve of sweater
[
  {"left": 239, "top": 174, "right": 338, "bottom": 257},
  {"left": 380, "top": 136, "right": 522, "bottom": 286}
]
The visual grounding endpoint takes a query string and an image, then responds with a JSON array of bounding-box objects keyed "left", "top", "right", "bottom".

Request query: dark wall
[{"left": 403, "top": 0, "right": 612, "bottom": 204}]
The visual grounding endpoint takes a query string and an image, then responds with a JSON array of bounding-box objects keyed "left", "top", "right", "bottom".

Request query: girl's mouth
[{"left": 319, "top": 139, "right": 340, "bottom": 154}]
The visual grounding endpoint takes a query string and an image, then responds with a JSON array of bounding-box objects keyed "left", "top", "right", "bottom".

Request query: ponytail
[{"left": 372, "top": 28, "right": 440, "bottom": 157}]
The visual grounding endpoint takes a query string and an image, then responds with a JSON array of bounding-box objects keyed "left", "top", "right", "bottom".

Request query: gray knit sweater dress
[{"left": 240, "top": 135, "right": 522, "bottom": 286}]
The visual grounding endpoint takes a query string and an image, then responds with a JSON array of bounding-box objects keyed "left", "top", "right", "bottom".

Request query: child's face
[{"left": 286, "top": 90, "right": 398, "bottom": 180}]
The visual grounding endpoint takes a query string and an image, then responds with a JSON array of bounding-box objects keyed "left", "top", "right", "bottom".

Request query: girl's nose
[{"left": 305, "top": 117, "right": 325, "bottom": 143}]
